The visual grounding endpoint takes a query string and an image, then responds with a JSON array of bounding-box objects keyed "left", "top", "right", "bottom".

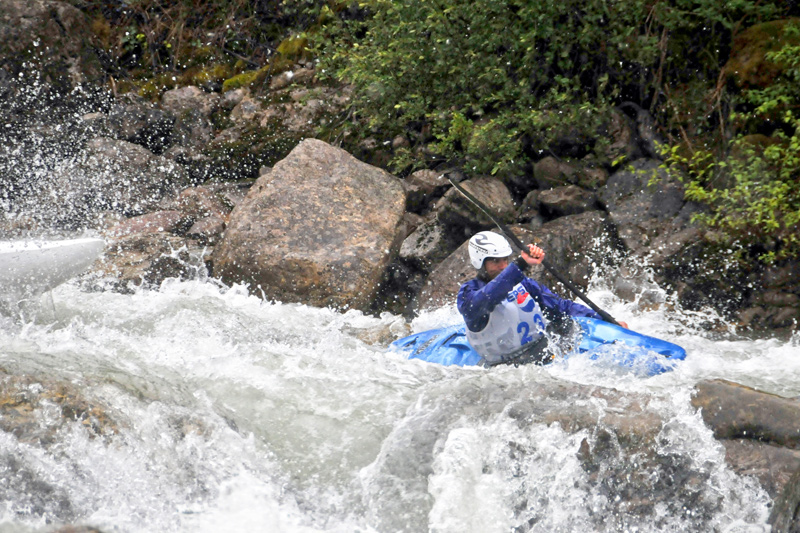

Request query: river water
[{"left": 0, "top": 260, "right": 798, "bottom": 532}]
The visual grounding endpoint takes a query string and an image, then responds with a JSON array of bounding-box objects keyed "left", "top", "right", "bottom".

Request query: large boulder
[
  {"left": 212, "top": 139, "right": 407, "bottom": 311},
  {"left": 597, "top": 158, "right": 690, "bottom": 255}
]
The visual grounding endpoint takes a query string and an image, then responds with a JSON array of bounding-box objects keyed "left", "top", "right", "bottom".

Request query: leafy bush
[
  {"left": 664, "top": 24, "right": 800, "bottom": 263},
  {"left": 314, "top": 0, "right": 786, "bottom": 176}
]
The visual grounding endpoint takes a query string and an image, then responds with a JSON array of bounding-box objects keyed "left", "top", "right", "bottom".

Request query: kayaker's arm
[
  {"left": 457, "top": 264, "right": 526, "bottom": 332},
  {"left": 518, "top": 244, "right": 629, "bottom": 328}
]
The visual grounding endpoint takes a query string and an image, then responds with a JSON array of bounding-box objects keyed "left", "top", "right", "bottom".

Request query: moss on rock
[{"left": 724, "top": 18, "right": 800, "bottom": 89}]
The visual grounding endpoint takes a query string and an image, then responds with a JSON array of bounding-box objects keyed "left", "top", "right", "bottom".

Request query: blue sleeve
[
  {"left": 457, "top": 263, "right": 526, "bottom": 332},
  {"left": 521, "top": 278, "right": 601, "bottom": 319}
]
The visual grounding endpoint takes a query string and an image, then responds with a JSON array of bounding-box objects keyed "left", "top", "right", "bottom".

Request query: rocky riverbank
[
  {"left": 2, "top": 1, "right": 797, "bottom": 333},
  {"left": 1, "top": 1, "right": 799, "bottom": 530}
]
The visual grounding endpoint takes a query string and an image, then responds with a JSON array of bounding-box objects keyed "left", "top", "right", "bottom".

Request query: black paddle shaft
[{"left": 446, "top": 176, "right": 620, "bottom": 326}]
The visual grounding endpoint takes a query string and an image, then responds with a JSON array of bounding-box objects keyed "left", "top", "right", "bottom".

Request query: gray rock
[
  {"left": 107, "top": 96, "right": 176, "bottom": 155},
  {"left": 598, "top": 158, "right": 686, "bottom": 253},
  {"left": 0, "top": 0, "right": 102, "bottom": 89},
  {"left": 399, "top": 220, "right": 450, "bottom": 270},
  {"left": 533, "top": 156, "right": 579, "bottom": 190},
  {"left": 403, "top": 169, "right": 450, "bottom": 214},
  {"left": 692, "top": 379, "right": 800, "bottom": 447},
  {"left": 538, "top": 185, "right": 599, "bottom": 218},
  {"left": 530, "top": 211, "right": 618, "bottom": 294},
  {"left": 435, "top": 176, "right": 516, "bottom": 235},
  {"left": 691, "top": 379, "right": 800, "bottom": 530},
  {"left": 212, "top": 138, "right": 407, "bottom": 311}
]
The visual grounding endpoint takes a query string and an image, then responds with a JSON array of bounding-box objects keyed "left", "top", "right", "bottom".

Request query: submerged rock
[
  {"left": 692, "top": 379, "right": 800, "bottom": 529},
  {"left": 362, "top": 375, "right": 736, "bottom": 532}
]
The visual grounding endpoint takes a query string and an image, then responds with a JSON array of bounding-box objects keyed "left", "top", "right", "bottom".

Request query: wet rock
[
  {"left": 213, "top": 138, "right": 406, "bottom": 311},
  {"left": 399, "top": 220, "right": 451, "bottom": 271},
  {"left": 186, "top": 215, "right": 226, "bottom": 245},
  {"left": 597, "top": 158, "right": 687, "bottom": 254},
  {"left": 107, "top": 96, "right": 176, "bottom": 154},
  {"left": 721, "top": 440, "right": 800, "bottom": 499},
  {"left": 772, "top": 468, "right": 800, "bottom": 533},
  {"left": 171, "top": 186, "right": 230, "bottom": 222},
  {"left": 692, "top": 379, "right": 800, "bottom": 447},
  {"left": 106, "top": 210, "right": 188, "bottom": 238},
  {"left": 609, "top": 263, "right": 667, "bottom": 307},
  {"left": 516, "top": 190, "right": 545, "bottom": 228},
  {"left": 93, "top": 232, "right": 204, "bottom": 290},
  {"left": 531, "top": 211, "right": 619, "bottom": 294},
  {"left": 0, "top": 0, "right": 103, "bottom": 90},
  {"left": 0, "top": 370, "right": 118, "bottom": 524},
  {"left": 403, "top": 169, "right": 450, "bottom": 214},
  {"left": 435, "top": 176, "right": 516, "bottom": 236},
  {"left": 537, "top": 185, "right": 599, "bottom": 219},
  {"left": 0, "top": 371, "right": 118, "bottom": 445},
  {"left": 692, "top": 377, "right": 800, "bottom": 525}
]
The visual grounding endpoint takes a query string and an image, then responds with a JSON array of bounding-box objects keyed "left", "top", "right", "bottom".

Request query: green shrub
[
  {"left": 664, "top": 25, "right": 800, "bottom": 263},
  {"left": 313, "top": 0, "right": 785, "bottom": 175}
]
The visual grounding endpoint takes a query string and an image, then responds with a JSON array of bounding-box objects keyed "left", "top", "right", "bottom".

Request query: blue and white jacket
[{"left": 457, "top": 263, "right": 600, "bottom": 361}]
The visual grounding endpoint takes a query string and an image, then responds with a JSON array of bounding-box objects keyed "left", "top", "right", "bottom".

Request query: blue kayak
[{"left": 389, "top": 317, "right": 686, "bottom": 375}]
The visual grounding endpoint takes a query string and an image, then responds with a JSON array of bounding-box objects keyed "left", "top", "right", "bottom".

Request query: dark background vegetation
[{"left": 69, "top": 0, "right": 800, "bottom": 269}]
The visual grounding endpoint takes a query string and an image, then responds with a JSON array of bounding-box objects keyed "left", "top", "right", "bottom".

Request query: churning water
[{"left": 1, "top": 264, "right": 797, "bottom": 533}]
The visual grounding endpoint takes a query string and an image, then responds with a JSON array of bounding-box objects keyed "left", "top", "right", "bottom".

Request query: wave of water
[{"left": 0, "top": 273, "right": 797, "bottom": 532}]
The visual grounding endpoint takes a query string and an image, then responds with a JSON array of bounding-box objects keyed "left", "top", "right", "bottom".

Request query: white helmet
[{"left": 468, "top": 231, "right": 513, "bottom": 269}]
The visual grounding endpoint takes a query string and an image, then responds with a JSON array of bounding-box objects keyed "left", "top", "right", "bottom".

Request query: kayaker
[{"left": 457, "top": 231, "right": 628, "bottom": 367}]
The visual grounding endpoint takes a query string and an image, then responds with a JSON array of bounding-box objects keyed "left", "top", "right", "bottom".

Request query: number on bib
[{"left": 517, "top": 322, "right": 533, "bottom": 345}]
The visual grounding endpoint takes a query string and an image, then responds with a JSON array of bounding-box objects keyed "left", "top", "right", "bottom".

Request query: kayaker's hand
[
  {"left": 521, "top": 244, "right": 545, "bottom": 266},
  {"left": 618, "top": 321, "right": 629, "bottom": 329}
]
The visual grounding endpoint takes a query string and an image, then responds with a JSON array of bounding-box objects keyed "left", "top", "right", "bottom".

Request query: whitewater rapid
[{"left": 0, "top": 275, "right": 797, "bottom": 533}]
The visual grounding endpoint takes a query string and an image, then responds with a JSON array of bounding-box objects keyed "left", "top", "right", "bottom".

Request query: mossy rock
[
  {"left": 221, "top": 56, "right": 296, "bottom": 93},
  {"left": 138, "top": 73, "right": 180, "bottom": 100},
  {"left": 277, "top": 36, "right": 309, "bottom": 60},
  {"left": 181, "top": 63, "right": 238, "bottom": 88},
  {"left": 222, "top": 68, "right": 267, "bottom": 93},
  {"left": 724, "top": 18, "right": 800, "bottom": 89},
  {"left": 196, "top": 119, "right": 304, "bottom": 182}
]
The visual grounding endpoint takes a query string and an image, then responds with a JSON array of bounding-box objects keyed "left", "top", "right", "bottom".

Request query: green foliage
[
  {"left": 663, "top": 24, "right": 800, "bottom": 263},
  {"left": 314, "top": 0, "right": 787, "bottom": 174}
]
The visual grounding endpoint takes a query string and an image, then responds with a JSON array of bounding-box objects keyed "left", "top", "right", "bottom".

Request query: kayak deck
[{"left": 390, "top": 317, "right": 686, "bottom": 375}]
